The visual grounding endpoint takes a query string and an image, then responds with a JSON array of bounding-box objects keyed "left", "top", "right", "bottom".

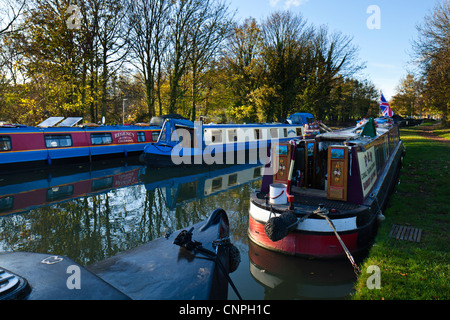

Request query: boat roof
[
  {"left": 317, "top": 124, "right": 391, "bottom": 145},
  {"left": 202, "top": 122, "right": 300, "bottom": 129},
  {"left": 166, "top": 118, "right": 195, "bottom": 127}
]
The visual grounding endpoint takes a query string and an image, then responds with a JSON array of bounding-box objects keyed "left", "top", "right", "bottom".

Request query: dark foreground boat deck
[
  {"left": 88, "top": 212, "right": 231, "bottom": 300},
  {"left": 0, "top": 209, "right": 233, "bottom": 300}
]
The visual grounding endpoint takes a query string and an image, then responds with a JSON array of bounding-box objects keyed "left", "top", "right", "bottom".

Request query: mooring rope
[{"left": 312, "top": 207, "right": 361, "bottom": 277}]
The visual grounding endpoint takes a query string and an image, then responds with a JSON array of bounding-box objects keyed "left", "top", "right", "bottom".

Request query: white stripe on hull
[{"left": 249, "top": 201, "right": 357, "bottom": 233}]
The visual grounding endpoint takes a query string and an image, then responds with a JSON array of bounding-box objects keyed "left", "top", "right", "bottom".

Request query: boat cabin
[
  {"left": 155, "top": 118, "right": 305, "bottom": 149},
  {"left": 263, "top": 119, "right": 403, "bottom": 205}
]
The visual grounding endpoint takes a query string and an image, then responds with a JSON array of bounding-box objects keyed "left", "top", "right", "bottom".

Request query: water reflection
[
  {"left": 0, "top": 158, "right": 263, "bottom": 266},
  {"left": 0, "top": 157, "right": 359, "bottom": 299},
  {"left": 247, "top": 241, "right": 357, "bottom": 299}
]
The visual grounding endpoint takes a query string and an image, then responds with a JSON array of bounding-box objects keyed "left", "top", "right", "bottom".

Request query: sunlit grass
[{"left": 352, "top": 125, "right": 450, "bottom": 300}]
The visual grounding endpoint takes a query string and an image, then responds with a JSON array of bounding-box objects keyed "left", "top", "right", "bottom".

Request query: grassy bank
[{"left": 352, "top": 123, "right": 449, "bottom": 300}]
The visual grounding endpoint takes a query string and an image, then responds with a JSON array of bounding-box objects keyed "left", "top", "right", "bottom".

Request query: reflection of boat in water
[
  {"left": 248, "top": 241, "right": 357, "bottom": 300},
  {"left": 0, "top": 158, "right": 144, "bottom": 217},
  {"left": 0, "top": 157, "right": 263, "bottom": 217},
  {"left": 141, "top": 163, "right": 264, "bottom": 209},
  {"left": 1, "top": 209, "right": 239, "bottom": 300}
]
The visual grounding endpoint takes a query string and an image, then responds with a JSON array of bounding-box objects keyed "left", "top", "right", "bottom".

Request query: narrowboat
[
  {"left": 0, "top": 208, "right": 240, "bottom": 300},
  {"left": 248, "top": 117, "right": 405, "bottom": 258},
  {"left": 0, "top": 117, "right": 160, "bottom": 170},
  {"left": 141, "top": 113, "right": 314, "bottom": 167}
]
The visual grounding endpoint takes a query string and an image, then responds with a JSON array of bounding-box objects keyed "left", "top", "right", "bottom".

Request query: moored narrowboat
[
  {"left": 0, "top": 117, "right": 161, "bottom": 170},
  {"left": 248, "top": 118, "right": 405, "bottom": 258},
  {"left": 141, "top": 114, "right": 315, "bottom": 167}
]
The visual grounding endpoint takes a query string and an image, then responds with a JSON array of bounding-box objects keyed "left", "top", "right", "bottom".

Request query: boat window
[
  {"left": 91, "top": 133, "right": 112, "bottom": 145},
  {"left": 270, "top": 128, "right": 278, "bottom": 139},
  {"left": 228, "top": 129, "right": 237, "bottom": 142},
  {"left": 159, "top": 127, "right": 166, "bottom": 142},
  {"left": 283, "top": 128, "right": 287, "bottom": 137},
  {"left": 151, "top": 131, "right": 160, "bottom": 142},
  {"left": 228, "top": 174, "right": 238, "bottom": 186},
  {"left": 253, "top": 167, "right": 262, "bottom": 178},
  {"left": 211, "top": 130, "right": 223, "bottom": 143},
  {"left": 91, "top": 177, "right": 114, "bottom": 191},
  {"left": 0, "top": 136, "right": 12, "bottom": 151},
  {"left": 45, "top": 134, "right": 73, "bottom": 148},
  {"left": 174, "top": 125, "right": 196, "bottom": 148},
  {"left": 137, "top": 131, "right": 146, "bottom": 142},
  {"left": 0, "top": 196, "right": 14, "bottom": 213},
  {"left": 254, "top": 129, "right": 261, "bottom": 140},
  {"left": 46, "top": 185, "right": 74, "bottom": 201},
  {"left": 211, "top": 177, "right": 223, "bottom": 191}
]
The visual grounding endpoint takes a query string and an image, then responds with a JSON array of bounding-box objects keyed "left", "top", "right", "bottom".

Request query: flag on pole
[{"left": 380, "top": 92, "right": 394, "bottom": 117}]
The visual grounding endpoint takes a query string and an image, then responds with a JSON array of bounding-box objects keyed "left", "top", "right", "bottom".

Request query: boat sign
[{"left": 357, "top": 146, "right": 377, "bottom": 197}]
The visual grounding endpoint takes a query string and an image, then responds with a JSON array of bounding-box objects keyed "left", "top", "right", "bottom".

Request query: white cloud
[
  {"left": 284, "top": 0, "right": 309, "bottom": 9},
  {"left": 269, "top": 0, "right": 281, "bottom": 7},
  {"left": 269, "top": 0, "right": 310, "bottom": 9}
]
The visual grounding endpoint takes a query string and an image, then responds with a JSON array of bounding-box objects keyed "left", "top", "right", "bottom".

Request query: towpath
[{"left": 414, "top": 121, "right": 449, "bottom": 144}]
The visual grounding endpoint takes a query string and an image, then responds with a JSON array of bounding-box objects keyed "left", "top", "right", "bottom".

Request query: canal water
[{"left": 0, "top": 157, "right": 358, "bottom": 300}]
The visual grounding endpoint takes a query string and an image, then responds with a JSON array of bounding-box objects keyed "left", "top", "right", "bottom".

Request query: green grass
[
  {"left": 434, "top": 127, "right": 450, "bottom": 140},
  {"left": 352, "top": 125, "right": 450, "bottom": 300}
]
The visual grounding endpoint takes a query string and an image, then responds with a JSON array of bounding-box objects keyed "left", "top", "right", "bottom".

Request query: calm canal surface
[{"left": 0, "top": 157, "right": 358, "bottom": 300}]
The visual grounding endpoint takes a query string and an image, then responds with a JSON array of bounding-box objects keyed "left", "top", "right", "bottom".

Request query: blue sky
[{"left": 228, "top": 0, "right": 440, "bottom": 100}]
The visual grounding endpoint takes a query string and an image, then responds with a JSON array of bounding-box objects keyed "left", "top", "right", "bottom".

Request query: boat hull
[
  {"left": 142, "top": 142, "right": 272, "bottom": 167},
  {"left": 248, "top": 201, "right": 377, "bottom": 258}
]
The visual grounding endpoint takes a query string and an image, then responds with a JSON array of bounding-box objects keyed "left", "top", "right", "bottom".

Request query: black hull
[{"left": 0, "top": 209, "right": 234, "bottom": 300}]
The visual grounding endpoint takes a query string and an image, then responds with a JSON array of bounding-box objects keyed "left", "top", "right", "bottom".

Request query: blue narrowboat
[{"left": 141, "top": 115, "right": 314, "bottom": 167}]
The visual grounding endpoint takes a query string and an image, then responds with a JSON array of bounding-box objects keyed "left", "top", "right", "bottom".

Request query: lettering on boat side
[
  {"left": 179, "top": 304, "right": 271, "bottom": 317},
  {"left": 358, "top": 146, "right": 377, "bottom": 197}
]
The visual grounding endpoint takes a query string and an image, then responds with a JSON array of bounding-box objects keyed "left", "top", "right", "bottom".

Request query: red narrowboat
[
  {"left": 0, "top": 117, "right": 160, "bottom": 170},
  {"left": 248, "top": 118, "right": 405, "bottom": 258}
]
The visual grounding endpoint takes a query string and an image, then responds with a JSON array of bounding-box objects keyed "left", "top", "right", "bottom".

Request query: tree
[
  {"left": 223, "top": 18, "right": 263, "bottom": 120},
  {"left": 127, "top": 0, "right": 172, "bottom": 119},
  {"left": 412, "top": 1, "right": 450, "bottom": 126},
  {"left": 0, "top": 0, "right": 25, "bottom": 36},
  {"left": 187, "top": 0, "right": 234, "bottom": 121},
  {"left": 298, "top": 26, "right": 363, "bottom": 121},
  {"left": 95, "top": 0, "right": 129, "bottom": 119},
  {"left": 12, "top": 0, "right": 85, "bottom": 123},
  {"left": 260, "top": 11, "right": 313, "bottom": 122},
  {"left": 166, "top": 0, "right": 202, "bottom": 114},
  {"left": 391, "top": 74, "right": 423, "bottom": 117}
]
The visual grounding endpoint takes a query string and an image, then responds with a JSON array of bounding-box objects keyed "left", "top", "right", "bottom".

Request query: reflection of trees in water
[
  {"left": 0, "top": 179, "right": 261, "bottom": 266},
  {"left": 0, "top": 185, "right": 201, "bottom": 265}
]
